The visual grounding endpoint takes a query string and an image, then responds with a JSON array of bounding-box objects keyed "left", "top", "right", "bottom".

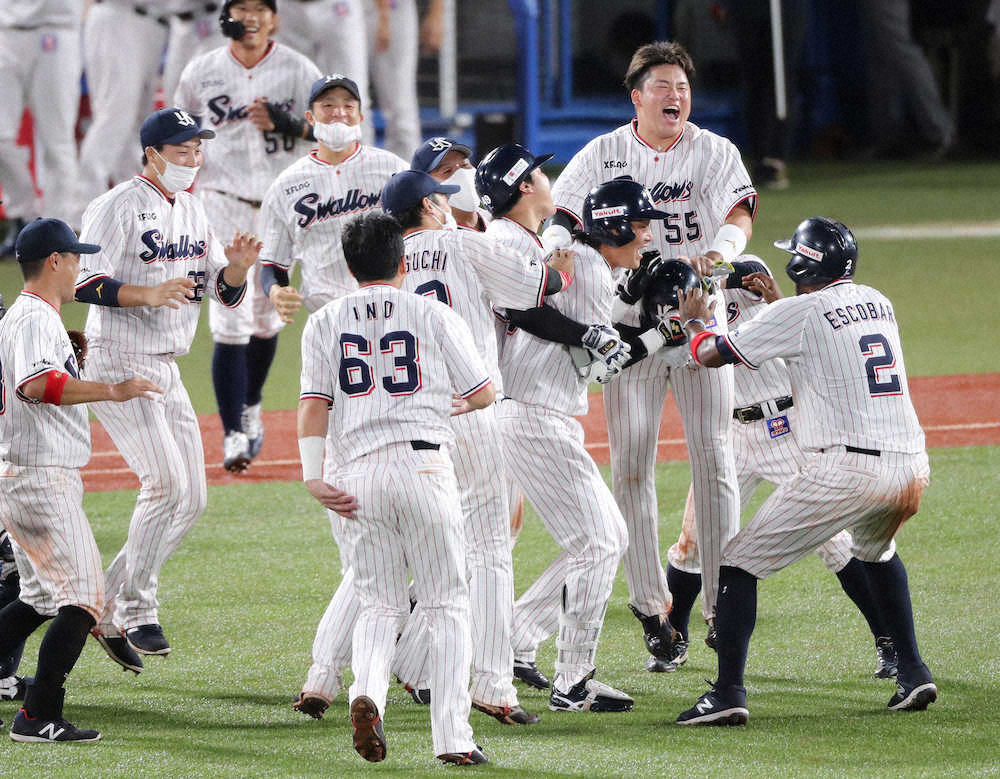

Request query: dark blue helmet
[
  {"left": 582, "top": 177, "right": 669, "bottom": 247},
  {"left": 640, "top": 259, "right": 704, "bottom": 327},
  {"left": 474, "top": 144, "right": 552, "bottom": 215},
  {"left": 775, "top": 217, "right": 858, "bottom": 285}
]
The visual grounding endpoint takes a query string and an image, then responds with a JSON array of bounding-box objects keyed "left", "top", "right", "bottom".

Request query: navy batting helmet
[
  {"left": 474, "top": 144, "right": 552, "bottom": 215},
  {"left": 582, "top": 177, "right": 669, "bottom": 247},
  {"left": 774, "top": 217, "right": 858, "bottom": 286},
  {"left": 640, "top": 259, "right": 703, "bottom": 328}
]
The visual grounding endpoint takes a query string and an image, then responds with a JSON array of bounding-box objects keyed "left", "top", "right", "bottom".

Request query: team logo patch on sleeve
[{"left": 767, "top": 415, "right": 790, "bottom": 439}]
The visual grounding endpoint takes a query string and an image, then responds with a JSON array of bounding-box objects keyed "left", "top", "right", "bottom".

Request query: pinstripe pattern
[
  {"left": 0, "top": 0, "right": 77, "bottom": 26},
  {"left": 85, "top": 348, "right": 207, "bottom": 632},
  {"left": 259, "top": 148, "right": 407, "bottom": 311},
  {"left": 364, "top": 0, "right": 420, "bottom": 160}
]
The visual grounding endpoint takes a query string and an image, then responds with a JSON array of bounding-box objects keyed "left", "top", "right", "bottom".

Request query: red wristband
[
  {"left": 42, "top": 371, "right": 69, "bottom": 405},
  {"left": 689, "top": 330, "right": 714, "bottom": 365},
  {"left": 558, "top": 269, "right": 572, "bottom": 289}
]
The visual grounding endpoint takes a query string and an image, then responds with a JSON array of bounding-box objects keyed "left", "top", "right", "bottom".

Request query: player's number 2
[
  {"left": 859, "top": 333, "right": 901, "bottom": 396},
  {"left": 339, "top": 331, "right": 421, "bottom": 398}
]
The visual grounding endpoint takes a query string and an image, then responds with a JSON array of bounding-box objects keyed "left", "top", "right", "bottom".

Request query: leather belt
[
  {"left": 733, "top": 395, "right": 793, "bottom": 424},
  {"left": 204, "top": 188, "right": 263, "bottom": 210},
  {"left": 177, "top": 3, "right": 220, "bottom": 21},
  {"left": 845, "top": 445, "right": 880, "bottom": 456},
  {"left": 410, "top": 440, "right": 440, "bottom": 451}
]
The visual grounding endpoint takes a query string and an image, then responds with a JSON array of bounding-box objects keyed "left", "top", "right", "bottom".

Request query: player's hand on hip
[
  {"left": 248, "top": 98, "right": 276, "bottom": 132},
  {"left": 146, "top": 277, "right": 196, "bottom": 309},
  {"left": 545, "top": 248, "right": 575, "bottom": 280},
  {"left": 682, "top": 254, "right": 714, "bottom": 276},
  {"left": 225, "top": 231, "right": 263, "bottom": 274},
  {"left": 743, "top": 271, "right": 782, "bottom": 303},
  {"left": 270, "top": 285, "right": 303, "bottom": 323},
  {"left": 678, "top": 286, "right": 712, "bottom": 323},
  {"left": 305, "top": 479, "right": 359, "bottom": 519},
  {"left": 110, "top": 377, "right": 164, "bottom": 402}
]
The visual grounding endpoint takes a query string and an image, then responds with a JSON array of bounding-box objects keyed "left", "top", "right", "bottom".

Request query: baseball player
[
  {"left": 0, "top": 0, "right": 84, "bottom": 237},
  {"left": 544, "top": 41, "right": 754, "bottom": 667},
  {"left": 411, "top": 137, "right": 490, "bottom": 232},
  {"left": 174, "top": 0, "right": 321, "bottom": 471},
  {"left": 298, "top": 211, "right": 492, "bottom": 765},
  {"left": 0, "top": 218, "right": 160, "bottom": 742},
  {"left": 661, "top": 257, "right": 900, "bottom": 678},
  {"left": 75, "top": 108, "right": 258, "bottom": 670},
  {"left": 0, "top": 527, "right": 27, "bottom": 705},
  {"left": 363, "top": 0, "right": 420, "bottom": 159},
  {"left": 675, "top": 217, "right": 936, "bottom": 725},
  {"left": 162, "top": 0, "right": 227, "bottom": 104}
]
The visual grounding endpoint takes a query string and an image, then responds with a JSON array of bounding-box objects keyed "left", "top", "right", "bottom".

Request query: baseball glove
[{"left": 67, "top": 329, "right": 88, "bottom": 370}]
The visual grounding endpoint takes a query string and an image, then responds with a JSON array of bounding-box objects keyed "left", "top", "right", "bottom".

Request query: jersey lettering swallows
[
  {"left": 138, "top": 230, "right": 209, "bottom": 263},
  {"left": 649, "top": 180, "right": 694, "bottom": 203},
  {"left": 294, "top": 189, "right": 382, "bottom": 228},
  {"left": 206, "top": 95, "right": 295, "bottom": 125}
]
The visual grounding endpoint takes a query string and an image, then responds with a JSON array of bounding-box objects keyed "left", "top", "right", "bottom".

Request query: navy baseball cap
[
  {"left": 14, "top": 218, "right": 100, "bottom": 264},
  {"left": 380, "top": 171, "right": 459, "bottom": 217},
  {"left": 411, "top": 137, "right": 474, "bottom": 174},
  {"left": 140, "top": 108, "right": 215, "bottom": 149},
  {"left": 309, "top": 74, "right": 362, "bottom": 106}
]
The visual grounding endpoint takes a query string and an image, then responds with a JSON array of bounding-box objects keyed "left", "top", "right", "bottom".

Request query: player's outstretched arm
[
  {"left": 678, "top": 287, "right": 728, "bottom": 368},
  {"left": 451, "top": 383, "right": 497, "bottom": 416},
  {"left": 298, "top": 397, "right": 360, "bottom": 519},
  {"left": 20, "top": 373, "right": 163, "bottom": 406},
  {"left": 77, "top": 275, "right": 196, "bottom": 309},
  {"left": 222, "top": 231, "right": 262, "bottom": 287},
  {"left": 684, "top": 205, "right": 753, "bottom": 276}
]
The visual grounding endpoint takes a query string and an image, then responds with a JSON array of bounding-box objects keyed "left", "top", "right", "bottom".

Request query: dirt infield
[{"left": 82, "top": 373, "right": 1000, "bottom": 492}]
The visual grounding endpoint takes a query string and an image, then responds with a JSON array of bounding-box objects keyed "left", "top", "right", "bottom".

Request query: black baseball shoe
[
  {"left": 92, "top": 630, "right": 144, "bottom": 673},
  {"left": 645, "top": 637, "right": 689, "bottom": 673},
  {"left": 549, "top": 670, "right": 634, "bottom": 713},
  {"left": 676, "top": 684, "right": 748, "bottom": 726},
  {"left": 125, "top": 624, "right": 171, "bottom": 656},
  {"left": 1, "top": 675, "right": 27, "bottom": 701},
  {"left": 888, "top": 673, "right": 937, "bottom": 712},
  {"left": 438, "top": 746, "right": 489, "bottom": 766},
  {"left": 9, "top": 708, "right": 101, "bottom": 743},
  {"left": 404, "top": 683, "right": 430, "bottom": 704},
  {"left": 628, "top": 604, "right": 677, "bottom": 661},
  {"left": 873, "top": 637, "right": 899, "bottom": 679},
  {"left": 350, "top": 695, "right": 387, "bottom": 763},
  {"left": 293, "top": 691, "right": 330, "bottom": 720},
  {"left": 513, "top": 659, "right": 550, "bottom": 690},
  {"left": 705, "top": 621, "right": 717, "bottom": 652},
  {"left": 472, "top": 700, "right": 540, "bottom": 725}
]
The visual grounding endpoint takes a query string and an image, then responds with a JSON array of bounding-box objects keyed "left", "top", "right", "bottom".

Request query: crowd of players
[{"left": 0, "top": 0, "right": 936, "bottom": 766}]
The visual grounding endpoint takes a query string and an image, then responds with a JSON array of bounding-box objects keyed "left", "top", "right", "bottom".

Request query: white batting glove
[
  {"left": 581, "top": 324, "right": 631, "bottom": 369},
  {"left": 655, "top": 343, "right": 693, "bottom": 371}
]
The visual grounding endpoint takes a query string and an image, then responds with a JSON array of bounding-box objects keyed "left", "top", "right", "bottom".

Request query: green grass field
[{"left": 1, "top": 161, "right": 998, "bottom": 774}]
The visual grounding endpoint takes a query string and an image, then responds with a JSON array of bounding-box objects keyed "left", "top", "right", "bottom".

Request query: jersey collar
[
  {"left": 308, "top": 144, "right": 363, "bottom": 167},
  {"left": 136, "top": 175, "right": 175, "bottom": 204},
  {"left": 630, "top": 118, "right": 684, "bottom": 153},
  {"left": 21, "top": 290, "right": 58, "bottom": 311},
  {"left": 228, "top": 39, "right": 276, "bottom": 70},
  {"left": 500, "top": 217, "right": 542, "bottom": 247}
]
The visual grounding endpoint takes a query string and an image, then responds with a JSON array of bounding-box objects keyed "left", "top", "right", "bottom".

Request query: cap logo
[
  {"left": 502, "top": 158, "right": 530, "bottom": 186},
  {"left": 795, "top": 242, "right": 823, "bottom": 261},
  {"left": 326, "top": 73, "right": 346, "bottom": 81},
  {"left": 592, "top": 206, "right": 627, "bottom": 219},
  {"left": 173, "top": 110, "right": 196, "bottom": 127},
  {"left": 428, "top": 137, "right": 452, "bottom": 151}
]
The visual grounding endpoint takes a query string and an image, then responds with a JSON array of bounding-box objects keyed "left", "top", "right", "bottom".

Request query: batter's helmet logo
[
  {"left": 794, "top": 242, "right": 823, "bottom": 261},
  {"left": 582, "top": 177, "right": 668, "bottom": 247},
  {"left": 501, "top": 158, "right": 530, "bottom": 186}
]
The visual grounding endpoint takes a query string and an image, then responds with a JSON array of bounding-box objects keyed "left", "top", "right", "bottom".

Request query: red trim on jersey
[
  {"left": 20, "top": 290, "right": 58, "bottom": 311},
  {"left": 500, "top": 217, "right": 542, "bottom": 247},
  {"left": 15, "top": 368, "right": 60, "bottom": 405},
  {"left": 725, "top": 195, "right": 758, "bottom": 222},
  {"left": 721, "top": 333, "right": 756, "bottom": 369},
  {"left": 460, "top": 378, "right": 492, "bottom": 399},
  {"left": 300, "top": 392, "right": 334, "bottom": 402},
  {"left": 555, "top": 205, "right": 582, "bottom": 228},
  {"left": 308, "top": 143, "right": 363, "bottom": 167},
  {"left": 630, "top": 118, "right": 685, "bottom": 153},
  {"left": 689, "top": 330, "right": 714, "bottom": 365},
  {"left": 136, "top": 175, "right": 175, "bottom": 204},
  {"left": 359, "top": 282, "right": 397, "bottom": 289},
  {"left": 73, "top": 273, "right": 110, "bottom": 292},
  {"left": 227, "top": 39, "right": 276, "bottom": 70},
  {"left": 403, "top": 228, "right": 434, "bottom": 239}
]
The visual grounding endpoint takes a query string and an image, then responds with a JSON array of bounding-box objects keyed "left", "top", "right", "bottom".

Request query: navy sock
[
  {"left": 714, "top": 566, "right": 758, "bottom": 691},
  {"left": 666, "top": 564, "right": 701, "bottom": 642},
  {"left": 212, "top": 343, "right": 249, "bottom": 434},
  {"left": 862, "top": 554, "right": 925, "bottom": 676},
  {"left": 0, "top": 599, "right": 48, "bottom": 659},
  {"left": 835, "top": 557, "right": 888, "bottom": 638},
  {"left": 34, "top": 605, "right": 94, "bottom": 687},
  {"left": 246, "top": 335, "right": 278, "bottom": 407}
]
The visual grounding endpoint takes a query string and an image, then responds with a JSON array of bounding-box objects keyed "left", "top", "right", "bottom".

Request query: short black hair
[
  {"left": 141, "top": 143, "right": 165, "bottom": 167},
  {"left": 394, "top": 193, "right": 445, "bottom": 232},
  {"left": 18, "top": 257, "right": 47, "bottom": 281},
  {"left": 624, "top": 41, "right": 695, "bottom": 92},
  {"left": 342, "top": 212, "right": 405, "bottom": 283}
]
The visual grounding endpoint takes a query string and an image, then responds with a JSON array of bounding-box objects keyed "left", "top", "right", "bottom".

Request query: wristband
[
  {"left": 639, "top": 328, "right": 666, "bottom": 354},
  {"left": 298, "top": 436, "right": 325, "bottom": 482},
  {"left": 689, "top": 331, "right": 714, "bottom": 365},
  {"left": 557, "top": 269, "right": 572, "bottom": 289},
  {"left": 709, "top": 223, "right": 747, "bottom": 264},
  {"left": 42, "top": 371, "right": 69, "bottom": 405},
  {"left": 683, "top": 317, "right": 706, "bottom": 331}
]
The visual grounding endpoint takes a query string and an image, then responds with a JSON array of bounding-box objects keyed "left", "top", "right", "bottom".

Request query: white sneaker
[
  {"left": 241, "top": 403, "right": 264, "bottom": 459},
  {"left": 223, "top": 431, "right": 251, "bottom": 472}
]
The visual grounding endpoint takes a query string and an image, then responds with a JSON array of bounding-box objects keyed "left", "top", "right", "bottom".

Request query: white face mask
[
  {"left": 314, "top": 119, "right": 362, "bottom": 151},
  {"left": 153, "top": 149, "right": 199, "bottom": 193},
  {"left": 442, "top": 166, "right": 478, "bottom": 212},
  {"left": 428, "top": 200, "right": 457, "bottom": 231}
]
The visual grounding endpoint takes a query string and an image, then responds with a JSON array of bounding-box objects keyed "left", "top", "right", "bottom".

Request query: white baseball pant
[{"left": 364, "top": 0, "right": 420, "bottom": 160}]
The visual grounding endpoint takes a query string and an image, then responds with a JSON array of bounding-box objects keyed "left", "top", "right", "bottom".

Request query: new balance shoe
[
  {"left": 873, "top": 636, "right": 899, "bottom": 679},
  {"left": 0, "top": 675, "right": 26, "bottom": 701},
  {"left": 350, "top": 695, "right": 386, "bottom": 763},
  {"left": 645, "top": 638, "right": 689, "bottom": 673},
  {"left": 513, "top": 659, "right": 550, "bottom": 690},
  {"left": 472, "top": 700, "right": 540, "bottom": 725},
  {"left": 92, "top": 629, "right": 144, "bottom": 673},
  {"left": 438, "top": 747, "right": 489, "bottom": 765},
  {"left": 404, "top": 683, "right": 430, "bottom": 705},
  {"left": 241, "top": 403, "right": 264, "bottom": 459},
  {"left": 549, "top": 671, "right": 634, "bottom": 713},
  {"left": 293, "top": 691, "right": 330, "bottom": 720},
  {"left": 628, "top": 604, "right": 678, "bottom": 661},
  {"left": 9, "top": 709, "right": 101, "bottom": 743},
  {"left": 222, "top": 431, "right": 251, "bottom": 473},
  {"left": 125, "top": 624, "right": 171, "bottom": 656},
  {"left": 888, "top": 676, "right": 937, "bottom": 711},
  {"left": 676, "top": 684, "right": 748, "bottom": 726}
]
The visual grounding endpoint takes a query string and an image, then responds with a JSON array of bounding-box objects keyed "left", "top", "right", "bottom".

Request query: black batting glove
[{"left": 617, "top": 250, "right": 664, "bottom": 305}]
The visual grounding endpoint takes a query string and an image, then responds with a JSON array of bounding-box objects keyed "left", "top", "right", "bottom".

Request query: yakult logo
[
  {"left": 795, "top": 242, "right": 823, "bottom": 261},
  {"left": 591, "top": 206, "right": 627, "bottom": 220}
]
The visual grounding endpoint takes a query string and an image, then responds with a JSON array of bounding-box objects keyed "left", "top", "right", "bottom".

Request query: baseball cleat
[
  {"left": 513, "top": 659, "right": 550, "bottom": 690},
  {"left": 403, "top": 683, "right": 430, "bottom": 705},
  {"left": 9, "top": 709, "right": 101, "bottom": 743},
  {"left": 125, "top": 624, "right": 171, "bottom": 656},
  {"left": 888, "top": 678, "right": 937, "bottom": 711},
  {"left": 676, "top": 684, "right": 748, "bottom": 726},
  {"left": 705, "top": 621, "right": 718, "bottom": 652},
  {"left": 241, "top": 403, "right": 264, "bottom": 459},
  {"left": 549, "top": 671, "right": 634, "bottom": 713},
  {"left": 438, "top": 747, "right": 489, "bottom": 766},
  {"left": 471, "top": 701, "right": 540, "bottom": 725},
  {"left": 92, "top": 630, "right": 144, "bottom": 674},
  {"left": 628, "top": 604, "right": 678, "bottom": 661},
  {"left": 350, "top": 695, "right": 386, "bottom": 763},
  {"left": 873, "top": 637, "right": 899, "bottom": 679},
  {"left": 293, "top": 691, "right": 330, "bottom": 720},
  {"left": 222, "top": 431, "right": 251, "bottom": 473},
  {"left": 645, "top": 638, "right": 689, "bottom": 673},
  {"left": 0, "top": 675, "right": 27, "bottom": 701}
]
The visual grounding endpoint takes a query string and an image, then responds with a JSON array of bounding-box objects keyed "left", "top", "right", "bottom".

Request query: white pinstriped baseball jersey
[
  {"left": 0, "top": 0, "right": 77, "bottom": 27},
  {"left": 0, "top": 292, "right": 89, "bottom": 467},
  {"left": 499, "top": 241, "right": 614, "bottom": 417},
  {"left": 77, "top": 176, "right": 240, "bottom": 356},
  {"left": 259, "top": 147, "right": 407, "bottom": 310},
  {"left": 724, "top": 280, "right": 925, "bottom": 453},
  {"left": 300, "top": 284, "right": 491, "bottom": 465},
  {"left": 552, "top": 120, "right": 756, "bottom": 259},
  {"left": 174, "top": 42, "right": 321, "bottom": 201},
  {"left": 400, "top": 227, "right": 549, "bottom": 392}
]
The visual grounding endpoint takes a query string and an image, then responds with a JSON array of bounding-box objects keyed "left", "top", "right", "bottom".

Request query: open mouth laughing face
[{"left": 632, "top": 63, "right": 691, "bottom": 146}]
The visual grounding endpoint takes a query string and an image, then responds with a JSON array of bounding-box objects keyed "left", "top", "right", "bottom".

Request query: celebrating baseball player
[
  {"left": 297, "top": 211, "right": 493, "bottom": 765},
  {"left": 411, "top": 137, "right": 489, "bottom": 232},
  {"left": 75, "top": 108, "right": 259, "bottom": 672},
  {"left": 174, "top": 0, "right": 321, "bottom": 472},
  {"left": 545, "top": 41, "right": 755, "bottom": 667},
  {"left": 0, "top": 218, "right": 161, "bottom": 743},
  {"left": 675, "top": 217, "right": 936, "bottom": 725}
]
